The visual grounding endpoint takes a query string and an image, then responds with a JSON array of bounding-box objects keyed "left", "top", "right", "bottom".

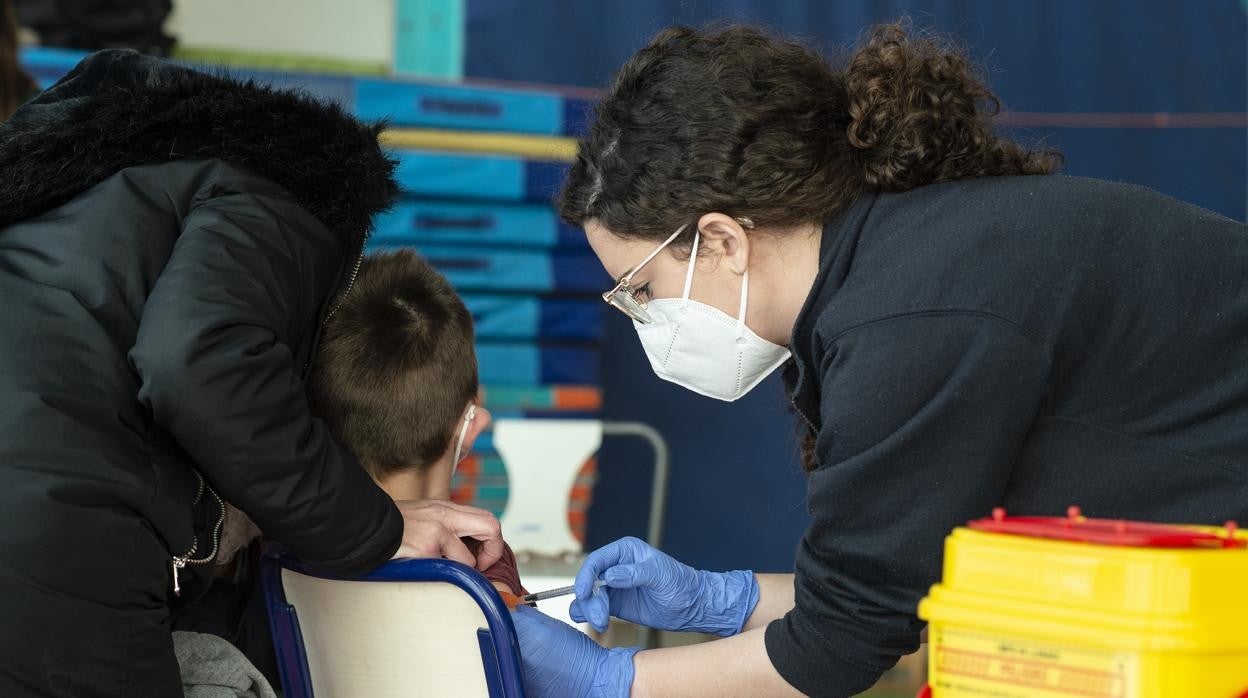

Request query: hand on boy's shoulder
[
  {"left": 391, "top": 499, "right": 503, "bottom": 571},
  {"left": 465, "top": 538, "right": 527, "bottom": 597}
]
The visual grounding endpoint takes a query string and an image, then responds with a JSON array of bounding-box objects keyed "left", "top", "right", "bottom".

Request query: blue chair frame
[{"left": 261, "top": 549, "right": 526, "bottom": 698}]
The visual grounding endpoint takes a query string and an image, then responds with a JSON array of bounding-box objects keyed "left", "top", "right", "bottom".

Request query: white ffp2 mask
[{"left": 633, "top": 229, "right": 791, "bottom": 401}]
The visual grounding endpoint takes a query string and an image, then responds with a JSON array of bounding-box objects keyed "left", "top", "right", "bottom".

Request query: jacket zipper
[
  {"left": 171, "top": 470, "right": 226, "bottom": 596},
  {"left": 323, "top": 251, "right": 364, "bottom": 326},
  {"left": 301, "top": 250, "right": 365, "bottom": 374},
  {"left": 170, "top": 246, "right": 365, "bottom": 592}
]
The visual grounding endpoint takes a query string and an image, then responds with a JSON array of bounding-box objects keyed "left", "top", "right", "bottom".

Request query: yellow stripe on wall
[{"left": 380, "top": 129, "right": 579, "bottom": 162}]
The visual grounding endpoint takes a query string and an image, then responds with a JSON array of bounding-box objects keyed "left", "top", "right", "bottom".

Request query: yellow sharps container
[{"left": 917, "top": 507, "right": 1248, "bottom": 698}]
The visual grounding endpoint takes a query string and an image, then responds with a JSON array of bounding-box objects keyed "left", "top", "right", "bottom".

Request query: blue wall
[{"left": 463, "top": 0, "right": 1248, "bottom": 572}]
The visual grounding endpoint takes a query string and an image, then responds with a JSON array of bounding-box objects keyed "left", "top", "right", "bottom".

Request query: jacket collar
[
  {"left": 783, "top": 192, "right": 877, "bottom": 428},
  {"left": 0, "top": 49, "right": 398, "bottom": 250}
]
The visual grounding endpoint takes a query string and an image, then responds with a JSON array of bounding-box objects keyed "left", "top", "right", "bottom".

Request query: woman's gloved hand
[
  {"left": 569, "top": 536, "right": 759, "bottom": 637},
  {"left": 511, "top": 605, "right": 639, "bottom": 697}
]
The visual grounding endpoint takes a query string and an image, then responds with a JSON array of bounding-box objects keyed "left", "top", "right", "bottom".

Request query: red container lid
[{"left": 968, "top": 506, "right": 1246, "bottom": 549}]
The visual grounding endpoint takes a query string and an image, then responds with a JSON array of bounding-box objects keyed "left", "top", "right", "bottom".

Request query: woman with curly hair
[{"left": 511, "top": 22, "right": 1248, "bottom": 697}]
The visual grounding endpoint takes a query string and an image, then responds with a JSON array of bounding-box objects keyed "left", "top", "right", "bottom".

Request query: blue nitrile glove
[
  {"left": 569, "top": 536, "right": 760, "bottom": 637},
  {"left": 512, "top": 605, "right": 639, "bottom": 698}
]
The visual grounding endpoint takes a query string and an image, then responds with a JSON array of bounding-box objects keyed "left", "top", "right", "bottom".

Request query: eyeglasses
[
  {"left": 601, "top": 225, "right": 687, "bottom": 324},
  {"left": 601, "top": 218, "right": 754, "bottom": 324}
]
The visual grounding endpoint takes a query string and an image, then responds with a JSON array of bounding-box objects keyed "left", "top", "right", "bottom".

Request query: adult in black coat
[{"left": 0, "top": 50, "right": 502, "bottom": 695}]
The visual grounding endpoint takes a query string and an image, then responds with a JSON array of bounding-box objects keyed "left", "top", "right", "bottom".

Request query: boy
[
  {"left": 308, "top": 249, "right": 527, "bottom": 599},
  {"left": 175, "top": 250, "right": 526, "bottom": 695}
]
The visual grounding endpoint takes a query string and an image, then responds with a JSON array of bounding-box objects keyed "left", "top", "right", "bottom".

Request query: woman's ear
[{"left": 697, "top": 212, "right": 751, "bottom": 274}]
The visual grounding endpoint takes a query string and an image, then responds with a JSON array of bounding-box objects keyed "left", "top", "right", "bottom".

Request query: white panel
[
  {"left": 494, "top": 418, "right": 603, "bottom": 556},
  {"left": 168, "top": 0, "right": 393, "bottom": 65}
]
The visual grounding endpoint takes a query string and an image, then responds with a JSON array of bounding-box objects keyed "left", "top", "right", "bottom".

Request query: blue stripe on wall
[
  {"left": 373, "top": 200, "right": 567, "bottom": 248},
  {"left": 476, "top": 343, "right": 599, "bottom": 384},
  {"left": 392, "top": 150, "right": 526, "bottom": 200},
  {"left": 466, "top": 295, "right": 542, "bottom": 338},
  {"left": 356, "top": 79, "right": 565, "bottom": 133}
]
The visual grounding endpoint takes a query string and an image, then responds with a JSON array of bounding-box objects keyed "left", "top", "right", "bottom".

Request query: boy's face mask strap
[{"left": 451, "top": 403, "right": 477, "bottom": 475}]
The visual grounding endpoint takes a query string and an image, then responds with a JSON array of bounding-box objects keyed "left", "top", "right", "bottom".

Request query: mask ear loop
[
  {"left": 680, "top": 228, "right": 700, "bottom": 310},
  {"left": 683, "top": 227, "right": 751, "bottom": 336},
  {"left": 451, "top": 403, "right": 477, "bottom": 476},
  {"left": 736, "top": 269, "right": 750, "bottom": 341}
]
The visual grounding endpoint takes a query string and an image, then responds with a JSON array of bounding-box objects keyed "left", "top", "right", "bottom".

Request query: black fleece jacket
[
  {"left": 765, "top": 175, "right": 1248, "bottom": 696},
  {"left": 0, "top": 50, "right": 403, "bottom": 580}
]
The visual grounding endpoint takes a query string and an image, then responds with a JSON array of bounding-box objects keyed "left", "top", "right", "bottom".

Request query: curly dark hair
[
  {"left": 558, "top": 21, "right": 1061, "bottom": 242},
  {"left": 561, "top": 21, "right": 1062, "bottom": 473}
]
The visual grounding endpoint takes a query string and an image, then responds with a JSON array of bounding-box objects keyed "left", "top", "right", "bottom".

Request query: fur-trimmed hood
[{"left": 0, "top": 49, "right": 398, "bottom": 251}]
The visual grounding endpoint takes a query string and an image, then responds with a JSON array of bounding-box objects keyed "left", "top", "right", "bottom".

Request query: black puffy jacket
[{"left": 0, "top": 50, "right": 404, "bottom": 583}]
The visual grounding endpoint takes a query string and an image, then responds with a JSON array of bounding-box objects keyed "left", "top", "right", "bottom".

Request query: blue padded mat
[
  {"left": 466, "top": 295, "right": 603, "bottom": 341},
  {"left": 391, "top": 150, "right": 568, "bottom": 202},
  {"left": 369, "top": 242, "right": 609, "bottom": 292},
  {"left": 19, "top": 47, "right": 594, "bottom": 137},
  {"left": 476, "top": 342, "right": 599, "bottom": 385},
  {"left": 373, "top": 200, "right": 586, "bottom": 249}
]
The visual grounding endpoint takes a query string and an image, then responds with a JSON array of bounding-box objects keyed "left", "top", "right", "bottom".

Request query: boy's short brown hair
[{"left": 309, "top": 250, "right": 477, "bottom": 478}]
